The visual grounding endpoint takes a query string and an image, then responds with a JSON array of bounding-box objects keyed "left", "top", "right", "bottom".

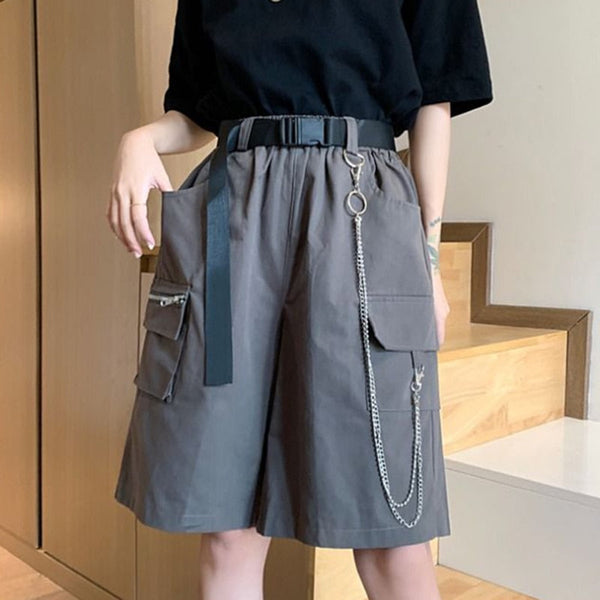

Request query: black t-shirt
[{"left": 163, "top": 0, "right": 493, "bottom": 138}]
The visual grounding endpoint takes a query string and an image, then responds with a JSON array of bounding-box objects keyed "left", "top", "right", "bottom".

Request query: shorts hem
[
  {"left": 115, "top": 493, "right": 259, "bottom": 534},
  {"left": 255, "top": 521, "right": 451, "bottom": 549},
  {"left": 115, "top": 481, "right": 452, "bottom": 548},
  {"left": 115, "top": 492, "right": 451, "bottom": 548}
]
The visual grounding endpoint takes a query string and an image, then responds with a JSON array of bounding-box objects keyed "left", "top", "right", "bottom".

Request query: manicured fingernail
[
  {"left": 133, "top": 251, "right": 142, "bottom": 259},
  {"left": 147, "top": 242, "right": 155, "bottom": 250}
]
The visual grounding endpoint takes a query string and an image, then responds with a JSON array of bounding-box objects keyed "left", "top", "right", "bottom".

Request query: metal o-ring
[{"left": 346, "top": 189, "right": 367, "bottom": 216}]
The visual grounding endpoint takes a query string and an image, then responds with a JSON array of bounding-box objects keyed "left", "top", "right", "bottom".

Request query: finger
[
  {"left": 130, "top": 200, "right": 156, "bottom": 251},
  {"left": 155, "top": 163, "right": 174, "bottom": 193},
  {"left": 117, "top": 191, "right": 144, "bottom": 256},
  {"left": 107, "top": 185, "right": 126, "bottom": 245}
]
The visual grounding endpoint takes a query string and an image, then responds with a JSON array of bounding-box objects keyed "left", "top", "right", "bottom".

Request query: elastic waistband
[{"left": 219, "top": 114, "right": 396, "bottom": 152}]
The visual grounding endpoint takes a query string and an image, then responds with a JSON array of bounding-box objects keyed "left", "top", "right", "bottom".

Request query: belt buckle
[
  {"left": 279, "top": 116, "right": 298, "bottom": 146},
  {"left": 279, "top": 116, "right": 325, "bottom": 146},
  {"left": 301, "top": 117, "right": 326, "bottom": 146}
]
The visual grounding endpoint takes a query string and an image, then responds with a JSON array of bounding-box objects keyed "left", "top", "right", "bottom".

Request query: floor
[
  {"left": 0, "top": 545, "right": 536, "bottom": 600},
  {"left": 435, "top": 564, "right": 537, "bottom": 599},
  {"left": 0, "top": 546, "right": 75, "bottom": 599}
]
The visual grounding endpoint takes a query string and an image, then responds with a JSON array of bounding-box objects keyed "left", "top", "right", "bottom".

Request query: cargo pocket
[
  {"left": 157, "top": 150, "right": 216, "bottom": 283},
  {"left": 366, "top": 295, "right": 440, "bottom": 412},
  {"left": 133, "top": 277, "right": 191, "bottom": 403}
]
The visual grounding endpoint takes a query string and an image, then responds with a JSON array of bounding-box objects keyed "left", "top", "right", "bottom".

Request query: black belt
[{"left": 204, "top": 115, "right": 396, "bottom": 385}]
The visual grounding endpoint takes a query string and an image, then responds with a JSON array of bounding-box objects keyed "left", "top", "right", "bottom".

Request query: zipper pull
[{"left": 148, "top": 292, "right": 187, "bottom": 307}]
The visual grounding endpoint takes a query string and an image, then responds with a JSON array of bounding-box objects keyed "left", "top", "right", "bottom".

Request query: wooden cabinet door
[
  {"left": 0, "top": 0, "right": 39, "bottom": 548},
  {"left": 37, "top": 2, "right": 139, "bottom": 598}
]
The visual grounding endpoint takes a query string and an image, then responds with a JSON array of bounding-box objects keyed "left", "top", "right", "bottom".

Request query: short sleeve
[
  {"left": 401, "top": 0, "right": 493, "bottom": 118},
  {"left": 163, "top": 0, "right": 217, "bottom": 129}
]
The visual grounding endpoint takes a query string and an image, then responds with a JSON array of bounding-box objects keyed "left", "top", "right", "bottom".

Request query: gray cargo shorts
[{"left": 113, "top": 114, "right": 451, "bottom": 549}]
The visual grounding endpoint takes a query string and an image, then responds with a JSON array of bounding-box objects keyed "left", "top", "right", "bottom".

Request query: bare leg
[
  {"left": 353, "top": 541, "right": 441, "bottom": 600},
  {"left": 198, "top": 526, "right": 272, "bottom": 600}
]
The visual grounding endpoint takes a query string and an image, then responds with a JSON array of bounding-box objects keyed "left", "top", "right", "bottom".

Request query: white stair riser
[{"left": 439, "top": 469, "right": 600, "bottom": 600}]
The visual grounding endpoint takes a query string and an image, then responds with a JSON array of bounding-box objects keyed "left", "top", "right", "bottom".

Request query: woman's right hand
[{"left": 107, "top": 127, "right": 174, "bottom": 258}]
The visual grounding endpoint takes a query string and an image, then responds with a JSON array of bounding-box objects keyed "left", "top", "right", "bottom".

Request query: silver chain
[{"left": 342, "top": 148, "right": 424, "bottom": 528}]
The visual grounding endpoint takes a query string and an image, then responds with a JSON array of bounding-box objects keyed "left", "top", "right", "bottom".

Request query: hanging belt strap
[
  {"left": 204, "top": 120, "right": 242, "bottom": 385},
  {"left": 203, "top": 115, "right": 396, "bottom": 386}
]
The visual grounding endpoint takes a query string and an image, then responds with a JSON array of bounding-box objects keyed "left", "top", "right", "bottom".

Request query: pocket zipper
[{"left": 148, "top": 292, "right": 187, "bottom": 307}]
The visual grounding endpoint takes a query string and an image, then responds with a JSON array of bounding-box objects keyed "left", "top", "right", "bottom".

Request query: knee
[
  {"left": 354, "top": 540, "right": 432, "bottom": 572},
  {"left": 201, "top": 526, "right": 270, "bottom": 563}
]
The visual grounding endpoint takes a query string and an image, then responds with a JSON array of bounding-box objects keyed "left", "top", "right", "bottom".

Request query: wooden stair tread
[{"left": 440, "top": 322, "right": 565, "bottom": 361}]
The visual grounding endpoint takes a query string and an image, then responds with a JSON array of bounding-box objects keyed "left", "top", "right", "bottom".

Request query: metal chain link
[{"left": 343, "top": 148, "right": 424, "bottom": 528}]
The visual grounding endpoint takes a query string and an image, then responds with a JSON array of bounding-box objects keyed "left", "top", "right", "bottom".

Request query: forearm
[
  {"left": 407, "top": 103, "right": 451, "bottom": 277},
  {"left": 123, "top": 110, "right": 215, "bottom": 156}
]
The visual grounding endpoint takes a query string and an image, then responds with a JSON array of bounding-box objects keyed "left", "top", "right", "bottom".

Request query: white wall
[{"left": 402, "top": 1, "right": 599, "bottom": 420}]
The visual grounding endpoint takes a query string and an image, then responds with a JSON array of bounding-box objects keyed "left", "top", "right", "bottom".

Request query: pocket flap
[
  {"left": 143, "top": 278, "right": 191, "bottom": 340},
  {"left": 367, "top": 295, "right": 439, "bottom": 351},
  {"left": 133, "top": 330, "right": 187, "bottom": 401}
]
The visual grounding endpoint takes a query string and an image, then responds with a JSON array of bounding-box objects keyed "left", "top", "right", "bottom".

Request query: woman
[{"left": 109, "top": 0, "right": 493, "bottom": 598}]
